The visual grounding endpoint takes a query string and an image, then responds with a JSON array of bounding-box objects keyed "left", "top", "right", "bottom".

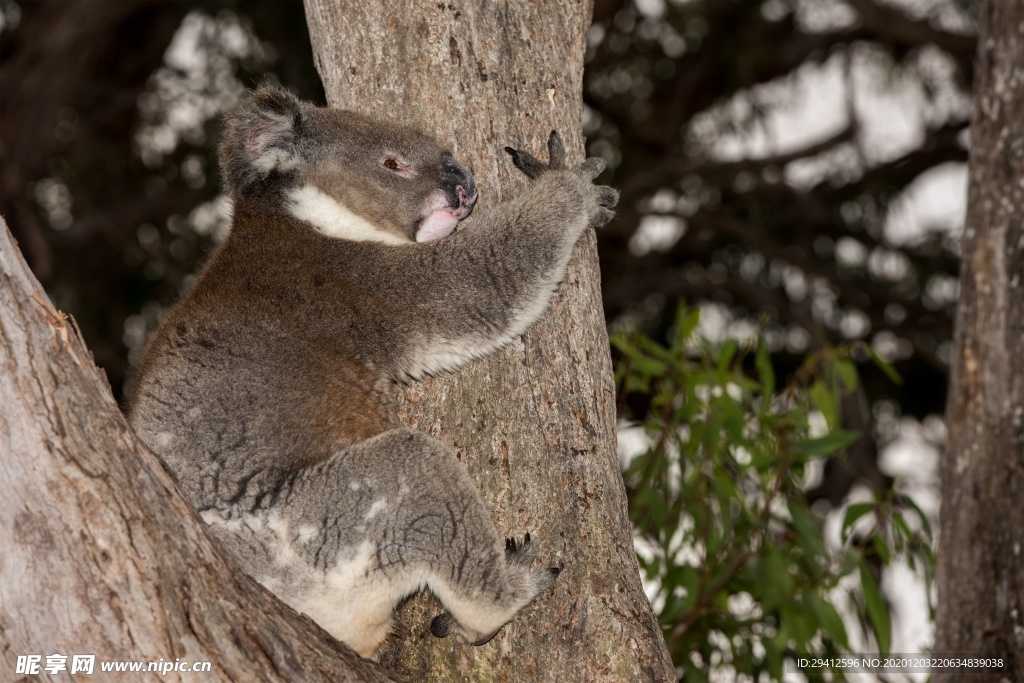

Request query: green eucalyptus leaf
[
  {"left": 832, "top": 359, "right": 858, "bottom": 392},
  {"left": 859, "top": 564, "right": 891, "bottom": 654},
  {"left": 865, "top": 344, "right": 903, "bottom": 386},
  {"left": 873, "top": 534, "right": 892, "bottom": 565},
  {"left": 841, "top": 502, "right": 875, "bottom": 542},
  {"left": 756, "top": 344, "right": 775, "bottom": 409},
  {"left": 793, "top": 430, "right": 859, "bottom": 458},
  {"left": 809, "top": 592, "right": 849, "bottom": 648}
]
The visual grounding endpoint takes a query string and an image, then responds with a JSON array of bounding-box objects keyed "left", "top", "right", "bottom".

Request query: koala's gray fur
[{"left": 127, "top": 86, "right": 618, "bottom": 658}]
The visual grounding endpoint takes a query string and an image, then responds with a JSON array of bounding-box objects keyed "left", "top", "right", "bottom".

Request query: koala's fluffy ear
[{"left": 219, "top": 86, "right": 305, "bottom": 195}]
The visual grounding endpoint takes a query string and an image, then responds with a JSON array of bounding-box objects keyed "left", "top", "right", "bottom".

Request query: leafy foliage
[{"left": 614, "top": 306, "right": 934, "bottom": 682}]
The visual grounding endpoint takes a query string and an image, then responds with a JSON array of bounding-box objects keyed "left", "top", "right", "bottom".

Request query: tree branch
[{"left": 847, "top": 0, "right": 976, "bottom": 61}]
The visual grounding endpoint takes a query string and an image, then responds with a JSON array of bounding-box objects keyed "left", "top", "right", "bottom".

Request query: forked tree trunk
[
  {"left": 0, "top": 218, "right": 399, "bottom": 682},
  {"left": 302, "top": 1, "right": 674, "bottom": 680},
  {"left": 934, "top": 1, "right": 1024, "bottom": 680}
]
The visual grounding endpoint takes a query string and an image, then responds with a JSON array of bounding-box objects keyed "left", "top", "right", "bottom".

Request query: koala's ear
[{"left": 219, "top": 86, "right": 305, "bottom": 195}]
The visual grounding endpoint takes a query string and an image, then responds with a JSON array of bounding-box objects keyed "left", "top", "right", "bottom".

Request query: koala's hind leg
[
  {"left": 369, "top": 429, "right": 562, "bottom": 646},
  {"left": 270, "top": 428, "right": 560, "bottom": 654}
]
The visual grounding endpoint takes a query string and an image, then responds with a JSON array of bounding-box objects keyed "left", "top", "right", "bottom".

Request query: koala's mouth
[{"left": 416, "top": 185, "right": 479, "bottom": 243}]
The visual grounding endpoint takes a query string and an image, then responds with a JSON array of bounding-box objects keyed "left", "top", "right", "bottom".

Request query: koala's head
[{"left": 220, "top": 86, "right": 478, "bottom": 243}]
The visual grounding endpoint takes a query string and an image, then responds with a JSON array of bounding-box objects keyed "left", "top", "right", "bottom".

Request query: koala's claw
[
  {"left": 505, "top": 131, "right": 567, "bottom": 179},
  {"left": 504, "top": 130, "right": 605, "bottom": 182},
  {"left": 505, "top": 533, "right": 539, "bottom": 565},
  {"left": 504, "top": 146, "right": 546, "bottom": 179},
  {"left": 546, "top": 130, "right": 566, "bottom": 170}
]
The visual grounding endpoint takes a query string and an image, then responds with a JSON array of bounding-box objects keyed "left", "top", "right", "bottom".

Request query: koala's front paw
[
  {"left": 583, "top": 162, "right": 619, "bottom": 228},
  {"left": 504, "top": 130, "right": 567, "bottom": 179},
  {"left": 505, "top": 131, "right": 618, "bottom": 227}
]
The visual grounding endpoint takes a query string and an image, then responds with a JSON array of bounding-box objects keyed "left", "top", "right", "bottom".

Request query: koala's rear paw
[
  {"left": 529, "top": 565, "right": 560, "bottom": 597},
  {"left": 505, "top": 533, "right": 561, "bottom": 594},
  {"left": 430, "top": 611, "right": 455, "bottom": 638},
  {"left": 505, "top": 532, "right": 540, "bottom": 566},
  {"left": 432, "top": 610, "right": 504, "bottom": 646},
  {"left": 429, "top": 537, "right": 562, "bottom": 647}
]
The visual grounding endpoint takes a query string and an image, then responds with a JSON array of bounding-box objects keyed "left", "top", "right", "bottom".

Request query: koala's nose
[{"left": 441, "top": 153, "right": 477, "bottom": 206}]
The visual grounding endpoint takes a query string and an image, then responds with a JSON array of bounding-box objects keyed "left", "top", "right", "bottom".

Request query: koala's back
[{"left": 128, "top": 206, "right": 396, "bottom": 509}]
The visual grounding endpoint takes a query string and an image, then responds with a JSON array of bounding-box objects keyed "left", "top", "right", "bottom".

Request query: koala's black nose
[{"left": 441, "top": 152, "right": 477, "bottom": 206}]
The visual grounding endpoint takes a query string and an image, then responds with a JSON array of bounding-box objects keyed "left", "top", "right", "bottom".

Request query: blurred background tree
[
  {"left": 0, "top": 0, "right": 323, "bottom": 393},
  {"left": 588, "top": 0, "right": 970, "bottom": 509},
  {"left": 1, "top": 0, "right": 974, "bottom": 675}
]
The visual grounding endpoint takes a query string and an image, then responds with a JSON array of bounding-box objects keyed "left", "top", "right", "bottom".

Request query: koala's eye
[{"left": 381, "top": 155, "right": 417, "bottom": 179}]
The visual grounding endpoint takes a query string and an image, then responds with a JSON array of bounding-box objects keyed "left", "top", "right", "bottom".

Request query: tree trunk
[
  {"left": 301, "top": 1, "right": 674, "bottom": 681},
  {"left": 934, "top": 2, "right": 1024, "bottom": 681},
  {"left": 0, "top": 217, "right": 399, "bottom": 682}
]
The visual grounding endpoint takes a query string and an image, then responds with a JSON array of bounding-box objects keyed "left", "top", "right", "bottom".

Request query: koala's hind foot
[
  {"left": 430, "top": 532, "right": 562, "bottom": 646},
  {"left": 506, "top": 533, "right": 562, "bottom": 579}
]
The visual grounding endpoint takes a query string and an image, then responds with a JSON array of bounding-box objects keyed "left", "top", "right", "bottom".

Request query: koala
[{"left": 127, "top": 86, "right": 617, "bottom": 658}]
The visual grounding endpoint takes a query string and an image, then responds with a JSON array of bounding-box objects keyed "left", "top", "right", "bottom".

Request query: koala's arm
[{"left": 387, "top": 133, "right": 617, "bottom": 379}]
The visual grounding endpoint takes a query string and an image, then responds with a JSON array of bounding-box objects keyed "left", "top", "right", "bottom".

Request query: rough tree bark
[
  {"left": 0, "top": 217, "right": 399, "bottom": 681},
  {"left": 934, "top": 2, "right": 1024, "bottom": 681},
  {"left": 301, "top": 1, "right": 674, "bottom": 681}
]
